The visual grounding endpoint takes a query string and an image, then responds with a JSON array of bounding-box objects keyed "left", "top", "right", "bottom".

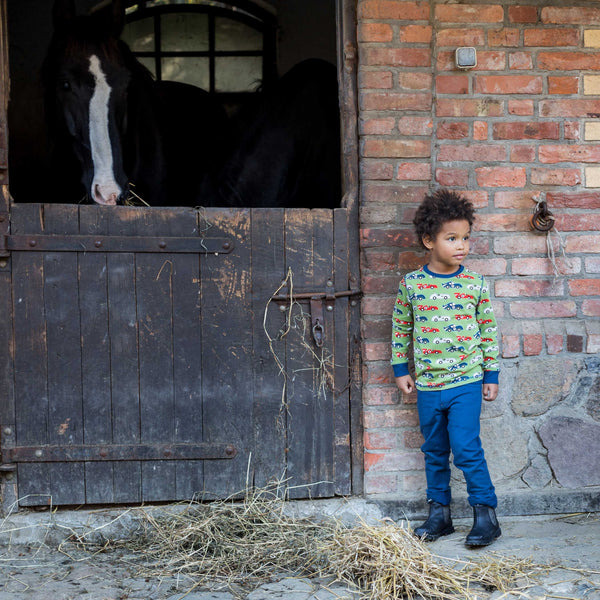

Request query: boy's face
[{"left": 422, "top": 219, "right": 471, "bottom": 274}]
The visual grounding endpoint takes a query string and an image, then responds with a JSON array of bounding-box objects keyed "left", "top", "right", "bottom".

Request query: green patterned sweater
[{"left": 391, "top": 265, "right": 500, "bottom": 391}]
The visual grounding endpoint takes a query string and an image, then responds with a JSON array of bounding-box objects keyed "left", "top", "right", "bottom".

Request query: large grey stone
[
  {"left": 512, "top": 358, "right": 579, "bottom": 417},
  {"left": 522, "top": 454, "right": 553, "bottom": 489},
  {"left": 538, "top": 417, "right": 600, "bottom": 487}
]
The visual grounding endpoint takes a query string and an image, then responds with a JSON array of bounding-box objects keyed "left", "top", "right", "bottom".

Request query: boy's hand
[
  {"left": 483, "top": 383, "right": 498, "bottom": 402},
  {"left": 395, "top": 375, "right": 415, "bottom": 395}
]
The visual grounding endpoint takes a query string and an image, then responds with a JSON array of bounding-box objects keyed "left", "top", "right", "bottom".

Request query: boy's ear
[{"left": 422, "top": 234, "right": 433, "bottom": 250}]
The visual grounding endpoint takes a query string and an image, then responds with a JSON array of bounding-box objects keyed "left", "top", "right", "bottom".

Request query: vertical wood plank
[
  {"left": 42, "top": 204, "right": 85, "bottom": 505},
  {"left": 106, "top": 207, "right": 143, "bottom": 502},
  {"left": 79, "top": 205, "right": 114, "bottom": 503},
  {"left": 333, "top": 208, "right": 351, "bottom": 495},
  {"left": 10, "top": 204, "right": 50, "bottom": 506},
  {"left": 250, "top": 208, "right": 287, "bottom": 489},
  {"left": 201, "top": 208, "right": 252, "bottom": 497}
]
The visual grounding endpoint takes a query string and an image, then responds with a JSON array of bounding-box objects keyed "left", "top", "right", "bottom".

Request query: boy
[{"left": 391, "top": 189, "right": 501, "bottom": 547}]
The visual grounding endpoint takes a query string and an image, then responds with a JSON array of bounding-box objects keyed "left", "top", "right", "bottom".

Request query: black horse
[
  {"left": 43, "top": 0, "right": 229, "bottom": 206},
  {"left": 43, "top": 0, "right": 340, "bottom": 208}
]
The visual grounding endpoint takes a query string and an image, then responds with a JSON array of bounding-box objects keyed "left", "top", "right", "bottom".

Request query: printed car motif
[
  {"left": 394, "top": 332, "right": 410, "bottom": 338},
  {"left": 444, "top": 324, "right": 463, "bottom": 332},
  {"left": 456, "top": 273, "right": 475, "bottom": 279},
  {"left": 455, "top": 314, "right": 473, "bottom": 320},
  {"left": 457, "top": 335, "right": 472, "bottom": 342},
  {"left": 417, "top": 305, "right": 438, "bottom": 311},
  {"left": 422, "top": 348, "right": 442, "bottom": 355},
  {"left": 443, "top": 302, "right": 463, "bottom": 310},
  {"left": 455, "top": 292, "right": 474, "bottom": 300},
  {"left": 421, "top": 326, "right": 440, "bottom": 333},
  {"left": 478, "top": 318, "right": 493, "bottom": 325},
  {"left": 442, "top": 281, "right": 462, "bottom": 289},
  {"left": 430, "top": 293, "right": 450, "bottom": 300},
  {"left": 432, "top": 315, "right": 451, "bottom": 322},
  {"left": 447, "top": 346, "right": 465, "bottom": 352},
  {"left": 416, "top": 336, "right": 429, "bottom": 343},
  {"left": 415, "top": 315, "right": 428, "bottom": 322},
  {"left": 433, "top": 337, "right": 453, "bottom": 344},
  {"left": 417, "top": 283, "right": 437, "bottom": 289}
]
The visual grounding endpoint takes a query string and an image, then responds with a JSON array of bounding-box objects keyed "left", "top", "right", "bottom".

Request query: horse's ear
[
  {"left": 111, "top": 0, "right": 126, "bottom": 37},
  {"left": 52, "top": 0, "right": 76, "bottom": 31}
]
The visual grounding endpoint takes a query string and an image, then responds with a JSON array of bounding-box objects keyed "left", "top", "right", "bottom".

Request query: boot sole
[
  {"left": 465, "top": 527, "right": 502, "bottom": 547},
  {"left": 416, "top": 525, "right": 455, "bottom": 542}
]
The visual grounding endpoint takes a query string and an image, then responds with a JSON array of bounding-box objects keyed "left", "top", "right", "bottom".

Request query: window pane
[
  {"left": 215, "top": 57, "right": 262, "bottom": 92},
  {"left": 122, "top": 17, "right": 155, "bottom": 52},
  {"left": 161, "top": 57, "right": 209, "bottom": 90},
  {"left": 137, "top": 56, "right": 156, "bottom": 77},
  {"left": 162, "top": 13, "right": 209, "bottom": 52},
  {"left": 215, "top": 17, "right": 262, "bottom": 51}
]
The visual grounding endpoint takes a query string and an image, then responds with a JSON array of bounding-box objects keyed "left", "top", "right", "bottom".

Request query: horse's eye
[{"left": 60, "top": 81, "right": 71, "bottom": 91}]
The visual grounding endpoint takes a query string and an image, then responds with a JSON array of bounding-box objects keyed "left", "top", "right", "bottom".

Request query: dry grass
[{"left": 112, "top": 486, "right": 544, "bottom": 599}]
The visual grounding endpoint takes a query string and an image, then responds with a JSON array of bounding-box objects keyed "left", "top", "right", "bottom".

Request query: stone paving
[{"left": 0, "top": 512, "right": 599, "bottom": 599}]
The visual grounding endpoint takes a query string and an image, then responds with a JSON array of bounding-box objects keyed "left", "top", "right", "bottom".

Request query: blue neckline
[{"left": 423, "top": 264, "right": 465, "bottom": 278}]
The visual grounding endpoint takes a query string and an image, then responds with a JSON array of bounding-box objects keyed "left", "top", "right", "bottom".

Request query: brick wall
[{"left": 359, "top": 0, "right": 600, "bottom": 505}]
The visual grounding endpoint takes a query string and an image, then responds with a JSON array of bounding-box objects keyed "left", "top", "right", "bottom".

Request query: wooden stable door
[{"left": 0, "top": 204, "right": 361, "bottom": 506}]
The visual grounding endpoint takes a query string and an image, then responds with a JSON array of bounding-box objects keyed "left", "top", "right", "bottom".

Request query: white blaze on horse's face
[{"left": 88, "top": 54, "right": 122, "bottom": 206}]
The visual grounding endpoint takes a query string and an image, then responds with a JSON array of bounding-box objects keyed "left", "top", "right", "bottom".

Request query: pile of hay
[{"left": 120, "top": 487, "right": 541, "bottom": 598}]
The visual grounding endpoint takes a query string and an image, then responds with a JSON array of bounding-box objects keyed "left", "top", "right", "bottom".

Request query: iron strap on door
[
  {"left": 0, "top": 230, "right": 234, "bottom": 257},
  {"left": 271, "top": 285, "right": 361, "bottom": 348}
]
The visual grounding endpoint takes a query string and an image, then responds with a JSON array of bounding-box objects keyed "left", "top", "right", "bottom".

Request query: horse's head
[{"left": 43, "top": 0, "right": 144, "bottom": 205}]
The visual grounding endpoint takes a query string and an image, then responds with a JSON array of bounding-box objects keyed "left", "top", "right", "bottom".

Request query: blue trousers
[{"left": 417, "top": 381, "right": 497, "bottom": 508}]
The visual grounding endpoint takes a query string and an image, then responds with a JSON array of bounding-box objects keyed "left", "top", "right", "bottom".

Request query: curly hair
[{"left": 413, "top": 189, "right": 475, "bottom": 249}]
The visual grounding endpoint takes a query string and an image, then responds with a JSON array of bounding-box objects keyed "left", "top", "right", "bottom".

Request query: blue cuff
[
  {"left": 392, "top": 363, "right": 410, "bottom": 377},
  {"left": 483, "top": 370, "right": 499, "bottom": 385}
]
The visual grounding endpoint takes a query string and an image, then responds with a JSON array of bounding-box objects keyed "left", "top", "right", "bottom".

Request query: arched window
[{"left": 122, "top": 1, "right": 277, "bottom": 110}]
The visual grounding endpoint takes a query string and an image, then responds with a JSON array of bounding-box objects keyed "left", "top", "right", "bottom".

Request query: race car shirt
[{"left": 391, "top": 265, "right": 500, "bottom": 391}]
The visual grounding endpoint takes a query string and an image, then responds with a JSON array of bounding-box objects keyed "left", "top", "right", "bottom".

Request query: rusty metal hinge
[
  {"left": 1, "top": 442, "right": 237, "bottom": 463},
  {"left": 0, "top": 234, "right": 234, "bottom": 255}
]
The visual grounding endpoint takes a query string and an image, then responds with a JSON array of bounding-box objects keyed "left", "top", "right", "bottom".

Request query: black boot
[
  {"left": 465, "top": 504, "right": 501, "bottom": 547},
  {"left": 413, "top": 500, "right": 455, "bottom": 541}
]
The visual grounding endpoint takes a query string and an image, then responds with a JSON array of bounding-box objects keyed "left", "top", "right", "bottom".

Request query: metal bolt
[
  {"left": 279, "top": 304, "right": 287, "bottom": 312},
  {"left": 351, "top": 300, "right": 357, "bottom": 307},
  {"left": 94, "top": 240, "right": 102, "bottom": 248},
  {"left": 35, "top": 449, "right": 43, "bottom": 458},
  {"left": 5, "top": 472, "right": 13, "bottom": 480},
  {"left": 28, "top": 239, "right": 37, "bottom": 247},
  {"left": 158, "top": 241, "right": 167, "bottom": 249},
  {"left": 225, "top": 444, "right": 236, "bottom": 457},
  {"left": 326, "top": 305, "right": 334, "bottom": 312},
  {"left": 3, "top": 427, "right": 12, "bottom": 436},
  {"left": 222, "top": 242, "right": 231, "bottom": 250},
  {"left": 0, "top": 260, "right": 8, "bottom": 268},
  {"left": 326, "top": 280, "right": 333, "bottom": 287}
]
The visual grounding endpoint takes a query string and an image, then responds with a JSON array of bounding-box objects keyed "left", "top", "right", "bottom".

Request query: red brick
[
  {"left": 510, "top": 145, "right": 536, "bottom": 163},
  {"left": 363, "top": 48, "right": 431, "bottom": 67},
  {"left": 436, "top": 98, "right": 504, "bottom": 117},
  {"left": 359, "top": 23, "right": 394, "bottom": 43},
  {"left": 364, "top": 473, "right": 398, "bottom": 494},
  {"left": 474, "top": 75, "right": 543, "bottom": 94},
  {"left": 360, "top": 70, "right": 394, "bottom": 89},
  {"left": 396, "top": 162, "right": 430, "bottom": 181},
  {"left": 538, "top": 52, "right": 600, "bottom": 71},
  {"left": 438, "top": 144, "right": 506, "bottom": 162},
  {"left": 508, "top": 99, "right": 534, "bottom": 115},
  {"left": 539, "top": 145, "right": 600, "bottom": 164},
  {"left": 495, "top": 279, "right": 565, "bottom": 297},
  {"left": 403, "top": 430, "right": 424, "bottom": 449},
  {"left": 493, "top": 121, "right": 559, "bottom": 140},
  {"left": 583, "top": 300, "right": 600, "bottom": 317},
  {"left": 399, "top": 25, "right": 432, "bottom": 43},
  {"left": 542, "top": 7, "right": 600, "bottom": 25},
  {"left": 361, "top": 203, "right": 398, "bottom": 225},
  {"left": 363, "top": 385, "right": 399, "bottom": 405},
  {"left": 509, "top": 52, "right": 533, "bottom": 70},
  {"left": 362, "top": 317, "right": 394, "bottom": 340},
  {"left": 462, "top": 190, "right": 489, "bottom": 207},
  {"left": 435, "top": 168, "right": 469, "bottom": 187},
  {"left": 476, "top": 213, "right": 529, "bottom": 230},
  {"left": 436, "top": 74, "right": 469, "bottom": 94},
  {"left": 568, "top": 279, "right": 600, "bottom": 296},
  {"left": 502, "top": 334, "right": 520, "bottom": 358},
  {"left": 548, "top": 76, "right": 579, "bottom": 95},
  {"left": 361, "top": 184, "right": 426, "bottom": 205},
  {"left": 555, "top": 214, "right": 600, "bottom": 231},
  {"left": 436, "top": 28, "right": 485, "bottom": 47},
  {"left": 363, "top": 341, "right": 392, "bottom": 361},
  {"left": 564, "top": 121, "right": 580, "bottom": 140},
  {"left": 360, "top": 117, "right": 396, "bottom": 135},
  {"left": 546, "top": 334, "right": 564, "bottom": 355},
  {"left": 364, "top": 451, "right": 424, "bottom": 472},
  {"left": 397, "top": 117, "right": 433, "bottom": 136},
  {"left": 523, "top": 334, "right": 543, "bottom": 356},
  {"left": 524, "top": 28, "right": 579, "bottom": 47},
  {"left": 362, "top": 297, "right": 396, "bottom": 316},
  {"left": 462, "top": 258, "right": 507, "bottom": 275},
  {"left": 363, "top": 139, "right": 431, "bottom": 158},
  {"left": 435, "top": 4, "right": 503, "bottom": 23},
  {"left": 586, "top": 257, "right": 600, "bottom": 273},
  {"left": 476, "top": 167, "right": 526, "bottom": 187},
  {"left": 399, "top": 72, "right": 432, "bottom": 91},
  {"left": 363, "top": 361, "right": 394, "bottom": 385},
  {"left": 365, "top": 430, "right": 400, "bottom": 450},
  {"left": 397, "top": 251, "right": 426, "bottom": 270},
  {"left": 540, "top": 99, "right": 600, "bottom": 118},
  {"left": 437, "top": 121, "right": 469, "bottom": 139},
  {"left": 565, "top": 235, "right": 600, "bottom": 253},
  {"left": 546, "top": 192, "right": 600, "bottom": 209},
  {"left": 512, "top": 257, "right": 581, "bottom": 276},
  {"left": 361, "top": 92, "right": 432, "bottom": 111},
  {"left": 361, "top": 161, "right": 394, "bottom": 180},
  {"left": 473, "top": 121, "right": 488, "bottom": 141},
  {"left": 509, "top": 6, "right": 538, "bottom": 23},
  {"left": 437, "top": 50, "right": 506, "bottom": 71},
  {"left": 488, "top": 28, "right": 520, "bottom": 47},
  {"left": 359, "top": 0, "right": 430, "bottom": 20},
  {"left": 510, "top": 301, "right": 577, "bottom": 319},
  {"left": 493, "top": 233, "right": 549, "bottom": 254},
  {"left": 494, "top": 191, "right": 540, "bottom": 210},
  {"left": 531, "top": 168, "right": 581, "bottom": 186},
  {"left": 363, "top": 408, "right": 420, "bottom": 429},
  {"left": 361, "top": 227, "right": 418, "bottom": 248}
]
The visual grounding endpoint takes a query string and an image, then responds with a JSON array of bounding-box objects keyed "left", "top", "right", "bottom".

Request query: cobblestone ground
[{"left": 0, "top": 514, "right": 599, "bottom": 600}]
